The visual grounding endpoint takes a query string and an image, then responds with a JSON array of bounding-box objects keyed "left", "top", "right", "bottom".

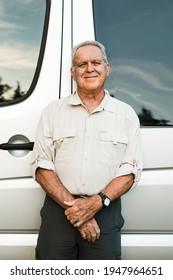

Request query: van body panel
[
  {"left": 122, "top": 169, "right": 173, "bottom": 231},
  {"left": 0, "top": 0, "right": 63, "bottom": 179},
  {"left": 141, "top": 128, "right": 173, "bottom": 168},
  {"left": 0, "top": 0, "right": 173, "bottom": 259},
  {"left": 0, "top": 179, "right": 44, "bottom": 231}
]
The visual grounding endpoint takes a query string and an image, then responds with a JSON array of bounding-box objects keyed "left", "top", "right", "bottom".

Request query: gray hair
[{"left": 71, "top": 40, "right": 109, "bottom": 66}]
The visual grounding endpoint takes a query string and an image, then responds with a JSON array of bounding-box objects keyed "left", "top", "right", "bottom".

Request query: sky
[
  {"left": 0, "top": 0, "right": 45, "bottom": 97},
  {"left": 1, "top": 0, "right": 173, "bottom": 125},
  {"left": 94, "top": 0, "right": 173, "bottom": 125}
]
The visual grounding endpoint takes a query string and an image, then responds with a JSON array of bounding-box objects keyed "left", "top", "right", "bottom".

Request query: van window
[
  {"left": 0, "top": 0, "right": 47, "bottom": 106},
  {"left": 93, "top": 0, "right": 173, "bottom": 126}
]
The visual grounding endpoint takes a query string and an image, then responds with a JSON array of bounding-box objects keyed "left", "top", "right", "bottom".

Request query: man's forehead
[
  {"left": 75, "top": 45, "right": 103, "bottom": 59},
  {"left": 75, "top": 45, "right": 102, "bottom": 56}
]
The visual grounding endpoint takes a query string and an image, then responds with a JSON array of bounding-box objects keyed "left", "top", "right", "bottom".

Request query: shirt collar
[
  {"left": 68, "top": 90, "right": 115, "bottom": 113},
  {"left": 67, "top": 92, "right": 83, "bottom": 106}
]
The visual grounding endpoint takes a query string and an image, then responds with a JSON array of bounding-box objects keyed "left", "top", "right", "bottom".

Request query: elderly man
[{"left": 31, "top": 40, "right": 142, "bottom": 260}]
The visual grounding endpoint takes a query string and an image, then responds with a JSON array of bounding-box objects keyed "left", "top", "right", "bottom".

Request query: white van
[{"left": 0, "top": 0, "right": 173, "bottom": 260}]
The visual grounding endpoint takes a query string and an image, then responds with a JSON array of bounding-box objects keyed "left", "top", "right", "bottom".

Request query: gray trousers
[{"left": 36, "top": 195, "right": 124, "bottom": 260}]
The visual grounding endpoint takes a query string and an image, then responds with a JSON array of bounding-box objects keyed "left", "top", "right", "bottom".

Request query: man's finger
[{"left": 64, "top": 199, "right": 76, "bottom": 207}]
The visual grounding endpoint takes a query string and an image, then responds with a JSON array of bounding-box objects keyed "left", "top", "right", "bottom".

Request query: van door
[
  {"left": 0, "top": 0, "right": 65, "bottom": 259},
  {"left": 0, "top": 0, "right": 95, "bottom": 260},
  {"left": 93, "top": 0, "right": 173, "bottom": 259}
]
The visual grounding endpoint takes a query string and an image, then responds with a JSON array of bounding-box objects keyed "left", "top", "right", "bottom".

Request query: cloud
[
  {"left": 0, "top": 44, "right": 37, "bottom": 70},
  {"left": 0, "top": 20, "right": 24, "bottom": 29},
  {"left": 111, "top": 63, "right": 173, "bottom": 92},
  {"left": 15, "top": 0, "right": 35, "bottom": 3},
  {"left": 0, "top": 0, "right": 34, "bottom": 6},
  {"left": 112, "top": 86, "right": 169, "bottom": 117}
]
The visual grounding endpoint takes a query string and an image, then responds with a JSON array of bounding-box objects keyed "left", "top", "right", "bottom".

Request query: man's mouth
[{"left": 84, "top": 76, "right": 98, "bottom": 79}]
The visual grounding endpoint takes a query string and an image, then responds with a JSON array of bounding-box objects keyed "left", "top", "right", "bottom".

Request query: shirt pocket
[
  {"left": 99, "top": 131, "right": 128, "bottom": 167},
  {"left": 53, "top": 129, "right": 76, "bottom": 162}
]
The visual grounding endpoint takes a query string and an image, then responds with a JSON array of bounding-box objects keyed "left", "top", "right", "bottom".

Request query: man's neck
[{"left": 78, "top": 90, "right": 105, "bottom": 112}]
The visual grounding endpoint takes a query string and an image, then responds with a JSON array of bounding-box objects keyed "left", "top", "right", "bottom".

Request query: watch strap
[{"left": 98, "top": 192, "right": 110, "bottom": 207}]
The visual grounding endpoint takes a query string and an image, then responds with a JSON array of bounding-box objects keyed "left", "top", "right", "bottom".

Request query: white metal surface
[
  {"left": 1, "top": 233, "right": 173, "bottom": 260},
  {"left": 0, "top": 0, "right": 173, "bottom": 260}
]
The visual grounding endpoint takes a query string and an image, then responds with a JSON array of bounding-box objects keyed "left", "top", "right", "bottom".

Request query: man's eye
[
  {"left": 78, "top": 63, "right": 86, "bottom": 67},
  {"left": 93, "top": 61, "right": 101, "bottom": 65}
]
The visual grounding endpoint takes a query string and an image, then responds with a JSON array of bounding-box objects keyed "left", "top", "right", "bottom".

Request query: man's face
[{"left": 71, "top": 45, "right": 110, "bottom": 94}]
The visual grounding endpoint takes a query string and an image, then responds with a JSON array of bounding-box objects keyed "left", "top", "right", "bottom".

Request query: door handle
[{"left": 0, "top": 142, "right": 34, "bottom": 151}]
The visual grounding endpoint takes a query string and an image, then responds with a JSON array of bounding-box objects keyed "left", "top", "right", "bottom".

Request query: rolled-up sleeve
[
  {"left": 115, "top": 108, "right": 143, "bottom": 189},
  {"left": 31, "top": 104, "right": 56, "bottom": 179}
]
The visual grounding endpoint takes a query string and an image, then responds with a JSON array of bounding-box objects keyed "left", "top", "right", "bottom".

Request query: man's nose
[{"left": 86, "top": 62, "right": 94, "bottom": 72}]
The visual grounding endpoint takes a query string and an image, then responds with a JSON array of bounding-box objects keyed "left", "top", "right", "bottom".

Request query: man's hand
[
  {"left": 78, "top": 218, "right": 100, "bottom": 243},
  {"left": 64, "top": 196, "right": 102, "bottom": 227}
]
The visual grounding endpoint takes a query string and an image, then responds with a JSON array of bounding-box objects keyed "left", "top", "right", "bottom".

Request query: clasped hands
[{"left": 64, "top": 196, "right": 101, "bottom": 243}]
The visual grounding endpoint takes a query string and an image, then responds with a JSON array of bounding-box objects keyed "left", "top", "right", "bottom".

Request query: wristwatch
[{"left": 98, "top": 192, "right": 111, "bottom": 207}]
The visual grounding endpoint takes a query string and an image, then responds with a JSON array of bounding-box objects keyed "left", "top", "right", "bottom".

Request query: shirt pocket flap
[
  {"left": 53, "top": 129, "right": 76, "bottom": 141},
  {"left": 100, "top": 132, "right": 128, "bottom": 144}
]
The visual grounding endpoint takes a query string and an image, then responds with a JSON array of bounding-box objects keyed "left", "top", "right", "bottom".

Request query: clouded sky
[
  {"left": 94, "top": 0, "right": 173, "bottom": 125},
  {"left": 0, "top": 0, "right": 45, "bottom": 94}
]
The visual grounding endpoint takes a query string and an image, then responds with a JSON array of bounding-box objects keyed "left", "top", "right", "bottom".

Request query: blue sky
[
  {"left": 94, "top": 0, "right": 173, "bottom": 125},
  {"left": 0, "top": 0, "right": 45, "bottom": 95},
  {"left": 1, "top": 0, "right": 173, "bottom": 125}
]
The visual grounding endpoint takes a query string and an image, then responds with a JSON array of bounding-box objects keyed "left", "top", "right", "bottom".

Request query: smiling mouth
[{"left": 84, "top": 76, "right": 98, "bottom": 79}]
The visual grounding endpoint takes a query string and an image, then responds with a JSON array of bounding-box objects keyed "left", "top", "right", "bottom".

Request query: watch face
[{"left": 104, "top": 197, "right": 110, "bottom": 206}]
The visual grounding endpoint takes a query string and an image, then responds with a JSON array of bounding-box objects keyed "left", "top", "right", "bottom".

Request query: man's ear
[
  {"left": 107, "top": 64, "right": 110, "bottom": 76},
  {"left": 70, "top": 67, "right": 75, "bottom": 80}
]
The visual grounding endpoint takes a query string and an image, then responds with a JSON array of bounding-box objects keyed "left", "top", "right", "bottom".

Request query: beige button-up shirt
[{"left": 31, "top": 91, "right": 142, "bottom": 195}]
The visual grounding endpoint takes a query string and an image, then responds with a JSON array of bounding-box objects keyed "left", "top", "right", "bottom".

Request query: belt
[{"left": 73, "top": 194, "right": 90, "bottom": 199}]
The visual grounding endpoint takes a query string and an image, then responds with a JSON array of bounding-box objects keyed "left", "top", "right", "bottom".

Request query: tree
[
  {"left": 0, "top": 77, "right": 25, "bottom": 102},
  {"left": 0, "top": 77, "right": 12, "bottom": 101},
  {"left": 138, "top": 107, "right": 170, "bottom": 126},
  {"left": 13, "top": 81, "right": 25, "bottom": 100}
]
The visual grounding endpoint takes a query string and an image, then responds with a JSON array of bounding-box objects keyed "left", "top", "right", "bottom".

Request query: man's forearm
[
  {"left": 100, "top": 173, "right": 134, "bottom": 201},
  {"left": 64, "top": 173, "right": 134, "bottom": 228},
  {"left": 36, "top": 168, "right": 101, "bottom": 242},
  {"left": 36, "top": 167, "right": 74, "bottom": 209}
]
